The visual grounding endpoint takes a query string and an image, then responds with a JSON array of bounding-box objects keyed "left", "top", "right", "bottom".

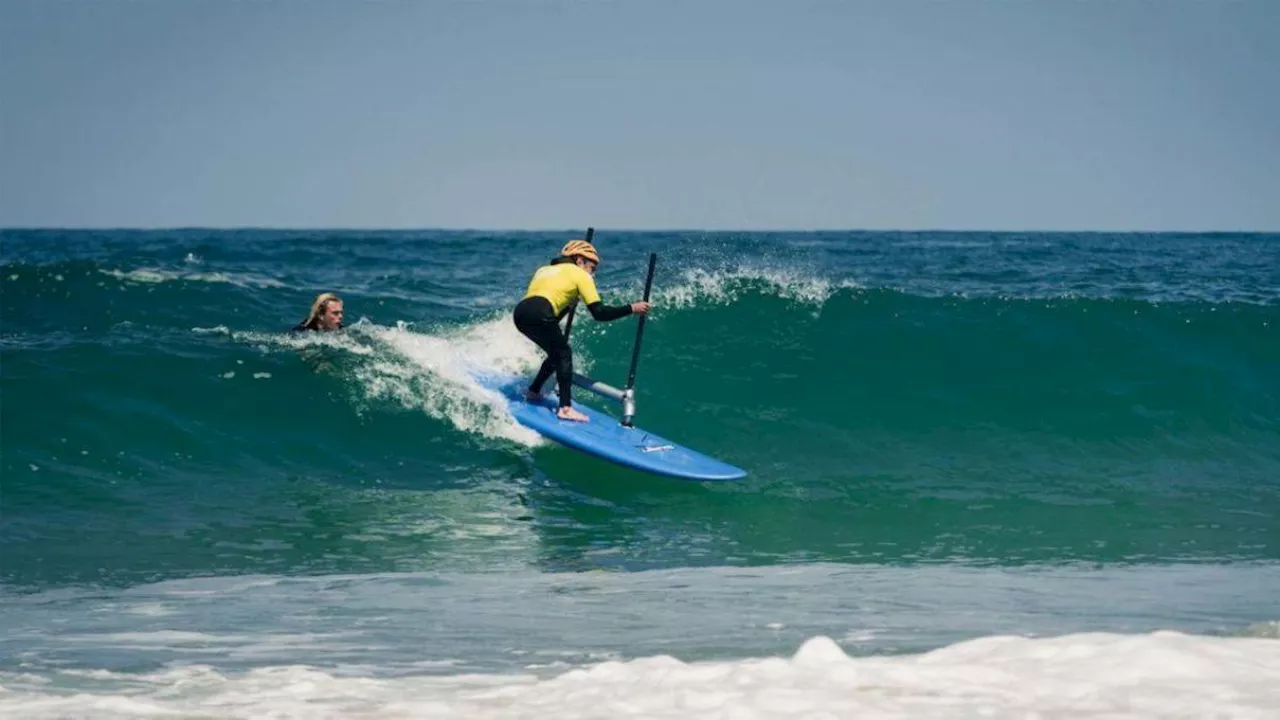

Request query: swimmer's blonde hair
[{"left": 302, "top": 292, "right": 343, "bottom": 328}]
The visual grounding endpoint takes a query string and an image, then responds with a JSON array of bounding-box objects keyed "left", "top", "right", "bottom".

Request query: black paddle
[{"left": 622, "top": 252, "right": 657, "bottom": 427}]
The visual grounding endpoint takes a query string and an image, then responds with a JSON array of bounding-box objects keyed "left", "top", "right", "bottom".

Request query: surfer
[
  {"left": 514, "top": 240, "right": 650, "bottom": 422},
  {"left": 292, "top": 292, "right": 344, "bottom": 332}
]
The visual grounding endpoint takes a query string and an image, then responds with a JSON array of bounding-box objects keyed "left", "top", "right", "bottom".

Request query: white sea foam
[
  {"left": 350, "top": 319, "right": 548, "bottom": 446},
  {"left": 1, "top": 631, "right": 1276, "bottom": 719},
  {"left": 198, "top": 325, "right": 376, "bottom": 356},
  {"left": 101, "top": 268, "right": 288, "bottom": 289},
  {"left": 658, "top": 267, "right": 860, "bottom": 309},
  {"left": 206, "top": 319, "right": 551, "bottom": 446}
]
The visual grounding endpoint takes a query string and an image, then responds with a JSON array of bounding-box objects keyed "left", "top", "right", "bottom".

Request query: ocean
[{"left": 1, "top": 229, "right": 1278, "bottom": 718}]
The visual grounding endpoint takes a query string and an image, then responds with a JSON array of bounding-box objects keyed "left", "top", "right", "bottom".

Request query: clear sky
[{"left": 2, "top": 0, "right": 1276, "bottom": 231}]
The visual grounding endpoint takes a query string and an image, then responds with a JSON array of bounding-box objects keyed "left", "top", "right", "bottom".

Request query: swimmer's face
[{"left": 318, "top": 301, "right": 343, "bottom": 330}]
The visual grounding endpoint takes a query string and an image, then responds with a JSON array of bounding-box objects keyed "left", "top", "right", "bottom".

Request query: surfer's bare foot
[{"left": 557, "top": 406, "right": 589, "bottom": 423}]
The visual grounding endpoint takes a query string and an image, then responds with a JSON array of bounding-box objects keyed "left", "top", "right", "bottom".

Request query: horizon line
[{"left": 3, "top": 225, "right": 1277, "bottom": 235}]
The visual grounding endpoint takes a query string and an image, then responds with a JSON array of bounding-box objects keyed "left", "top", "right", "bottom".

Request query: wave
[
  {"left": 3, "top": 255, "right": 1278, "bottom": 587},
  {"left": 7, "top": 264, "right": 1277, "bottom": 463}
]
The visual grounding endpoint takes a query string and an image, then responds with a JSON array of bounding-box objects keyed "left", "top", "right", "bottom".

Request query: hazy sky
[{"left": 2, "top": 0, "right": 1277, "bottom": 230}]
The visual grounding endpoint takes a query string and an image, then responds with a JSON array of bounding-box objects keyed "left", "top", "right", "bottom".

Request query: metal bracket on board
[{"left": 572, "top": 373, "right": 639, "bottom": 427}]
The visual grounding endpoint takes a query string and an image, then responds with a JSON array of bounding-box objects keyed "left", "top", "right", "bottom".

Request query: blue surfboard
[{"left": 475, "top": 373, "right": 747, "bottom": 482}]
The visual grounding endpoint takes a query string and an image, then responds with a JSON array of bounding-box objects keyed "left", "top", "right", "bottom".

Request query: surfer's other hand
[{"left": 631, "top": 301, "right": 652, "bottom": 315}]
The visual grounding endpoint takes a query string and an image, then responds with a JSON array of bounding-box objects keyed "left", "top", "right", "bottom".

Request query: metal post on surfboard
[
  {"left": 561, "top": 226, "right": 593, "bottom": 341},
  {"left": 621, "top": 252, "right": 657, "bottom": 427}
]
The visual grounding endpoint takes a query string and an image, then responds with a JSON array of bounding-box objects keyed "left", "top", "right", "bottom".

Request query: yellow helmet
[{"left": 560, "top": 239, "right": 600, "bottom": 265}]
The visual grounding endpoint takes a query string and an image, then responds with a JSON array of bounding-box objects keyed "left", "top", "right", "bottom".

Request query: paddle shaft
[
  {"left": 625, "top": 253, "right": 658, "bottom": 392},
  {"left": 561, "top": 226, "right": 593, "bottom": 341}
]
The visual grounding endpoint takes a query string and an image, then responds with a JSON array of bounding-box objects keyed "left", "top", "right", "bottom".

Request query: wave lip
[{"left": 659, "top": 266, "right": 862, "bottom": 309}]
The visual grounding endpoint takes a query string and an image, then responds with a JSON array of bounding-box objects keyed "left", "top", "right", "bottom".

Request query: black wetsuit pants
[{"left": 513, "top": 296, "right": 574, "bottom": 407}]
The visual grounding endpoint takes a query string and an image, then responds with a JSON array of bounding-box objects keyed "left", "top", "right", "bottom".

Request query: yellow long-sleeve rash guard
[{"left": 522, "top": 259, "right": 633, "bottom": 321}]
